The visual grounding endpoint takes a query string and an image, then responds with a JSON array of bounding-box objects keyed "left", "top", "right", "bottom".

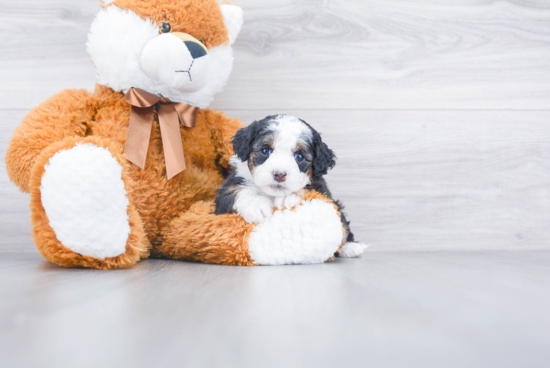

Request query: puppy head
[
  {"left": 87, "top": 0, "right": 243, "bottom": 108},
  {"left": 232, "top": 115, "right": 336, "bottom": 197}
]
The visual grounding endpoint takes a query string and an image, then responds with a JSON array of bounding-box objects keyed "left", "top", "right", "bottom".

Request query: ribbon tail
[
  {"left": 124, "top": 106, "right": 154, "bottom": 170},
  {"left": 173, "top": 103, "right": 199, "bottom": 128},
  {"left": 158, "top": 104, "right": 186, "bottom": 180}
]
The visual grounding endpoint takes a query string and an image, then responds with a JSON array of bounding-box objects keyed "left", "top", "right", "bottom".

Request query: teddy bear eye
[
  {"left": 160, "top": 22, "right": 172, "bottom": 34},
  {"left": 199, "top": 39, "right": 205, "bottom": 45}
]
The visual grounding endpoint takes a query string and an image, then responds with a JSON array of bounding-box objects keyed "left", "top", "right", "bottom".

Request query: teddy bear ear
[{"left": 220, "top": 4, "right": 244, "bottom": 45}]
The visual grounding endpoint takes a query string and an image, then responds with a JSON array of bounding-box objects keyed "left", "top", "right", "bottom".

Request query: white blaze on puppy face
[
  {"left": 252, "top": 116, "right": 313, "bottom": 197},
  {"left": 86, "top": 4, "right": 243, "bottom": 108}
]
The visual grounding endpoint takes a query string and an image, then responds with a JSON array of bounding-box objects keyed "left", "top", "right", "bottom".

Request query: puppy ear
[
  {"left": 232, "top": 121, "right": 260, "bottom": 162},
  {"left": 312, "top": 130, "right": 336, "bottom": 179}
]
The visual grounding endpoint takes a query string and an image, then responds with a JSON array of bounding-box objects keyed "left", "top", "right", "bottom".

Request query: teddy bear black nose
[{"left": 184, "top": 41, "right": 207, "bottom": 59}]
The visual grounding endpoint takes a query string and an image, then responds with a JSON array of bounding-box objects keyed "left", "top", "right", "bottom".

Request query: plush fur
[
  {"left": 247, "top": 192, "right": 345, "bottom": 265},
  {"left": 41, "top": 143, "right": 131, "bottom": 259},
  {"left": 160, "top": 191, "right": 344, "bottom": 266},
  {"left": 87, "top": 2, "right": 240, "bottom": 107},
  {"left": 5, "top": 0, "right": 356, "bottom": 268},
  {"left": 28, "top": 136, "right": 150, "bottom": 269}
]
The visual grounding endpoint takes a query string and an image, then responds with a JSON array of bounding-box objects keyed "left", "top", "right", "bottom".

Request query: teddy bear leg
[
  {"left": 29, "top": 137, "right": 151, "bottom": 269},
  {"left": 157, "top": 201, "right": 256, "bottom": 266},
  {"left": 157, "top": 192, "right": 345, "bottom": 266}
]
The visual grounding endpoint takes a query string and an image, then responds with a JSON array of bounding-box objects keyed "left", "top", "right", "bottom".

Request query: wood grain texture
[
  {"left": 0, "top": 0, "right": 550, "bottom": 109},
  {"left": 218, "top": 0, "right": 550, "bottom": 110},
  {"left": 0, "top": 1, "right": 98, "bottom": 110},
  {"left": 3, "top": 108, "right": 550, "bottom": 252},
  {"left": 1, "top": 250, "right": 550, "bottom": 368}
]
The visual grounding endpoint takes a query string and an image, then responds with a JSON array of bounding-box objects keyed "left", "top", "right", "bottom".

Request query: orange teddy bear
[{"left": 5, "top": 0, "right": 351, "bottom": 269}]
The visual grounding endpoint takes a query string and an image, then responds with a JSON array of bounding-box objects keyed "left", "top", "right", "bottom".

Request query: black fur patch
[
  {"left": 231, "top": 121, "right": 261, "bottom": 162},
  {"left": 214, "top": 173, "right": 246, "bottom": 215},
  {"left": 294, "top": 140, "right": 313, "bottom": 174},
  {"left": 232, "top": 116, "right": 279, "bottom": 166},
  {"left": 303, "top": 122, "right": 336, "bottom": 180}
]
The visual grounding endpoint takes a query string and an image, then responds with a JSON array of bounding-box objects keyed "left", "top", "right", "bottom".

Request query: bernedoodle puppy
[{"left": 215, "top": 114, "right": 367, "bottom": 258}]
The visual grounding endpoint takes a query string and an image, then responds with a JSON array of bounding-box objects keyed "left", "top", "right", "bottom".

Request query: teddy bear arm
[
  {"left": 5, "top": 89, "right": 95, "bottom": 192},
  {"left": 205, "top": 109, "right": 245, "bottom": 170}
]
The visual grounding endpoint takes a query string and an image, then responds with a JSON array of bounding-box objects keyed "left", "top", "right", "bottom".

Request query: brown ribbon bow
[{"left": 124, "top": 88, "right": 198, "bottom": 180}]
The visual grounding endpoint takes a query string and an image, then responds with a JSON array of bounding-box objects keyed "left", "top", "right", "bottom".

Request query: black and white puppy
[{"left": 215, "top": 114, "right": 366, "bottom": 258}]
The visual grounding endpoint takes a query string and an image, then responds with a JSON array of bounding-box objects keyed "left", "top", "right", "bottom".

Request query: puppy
[{"left": 215, "top": 114, "right": 366, "bottom": 258}]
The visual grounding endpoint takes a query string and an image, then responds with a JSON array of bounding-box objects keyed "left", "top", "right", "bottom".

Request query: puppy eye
[
  {"left": 160, "top": 22, "right": 172, "bottom": 34},
  {"left": 295, "top": 153, "right": 304, "bottom": 162},
  {"left": 261, "top": 148, "right": 272, "bottom": 156}
]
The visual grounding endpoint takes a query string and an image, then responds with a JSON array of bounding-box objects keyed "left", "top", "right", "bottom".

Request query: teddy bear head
[{"left": 87, "top": 0, "right": 243, "bottom": 108}]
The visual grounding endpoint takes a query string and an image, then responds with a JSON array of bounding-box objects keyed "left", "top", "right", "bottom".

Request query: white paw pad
[
  {"left": 339, "top": 242, "right": 368, "bottom": 258},
  {"left": 41, "top": 143, "right": 130, "bottom": 259}
]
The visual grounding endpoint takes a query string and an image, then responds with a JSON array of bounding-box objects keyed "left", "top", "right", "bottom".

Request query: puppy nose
[
  {"left": 273, "top": 171, "right": 287, "bottom": 183},
  {"left": 184, "top": 41, "right": 207, "bottom": 59}
]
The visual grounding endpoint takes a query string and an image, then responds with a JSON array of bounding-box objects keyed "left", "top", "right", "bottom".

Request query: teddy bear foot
[
  {"left": 248, "top": 198, "right": 344, "bottom": 266},
  {"left": 29, "top": 138, "right": 150, "bottom": 269}
]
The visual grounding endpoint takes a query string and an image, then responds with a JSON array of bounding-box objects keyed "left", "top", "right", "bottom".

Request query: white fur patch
[
  {"left": 230, "top": 155, "right": 254, "bottom": 183},
  {"left": 248, "top": 199, "right": 343, "bottom": 265},
  {"left": 87, "top": 6, "right": 158, "bottom": 96},
  {"left": 140, "top": 33, "right": 210, "bottom": 92},
  {"left": 339, "top": 242, "right": 368, "bottom": 258},
  {"left": 254, "top": 115, "right": 312, "bottom": 197},
  {"left": 234, "top": 187, "right": 274, "bottom": 224},
  {"left": 87, "top": 6, "right": 236, "bottom": 108},
  {"left": 221, "top": 4, "right": 244, "bottom": 45},
  {"left": 41, "top": 144, "right": 131, "bottom": 259}
]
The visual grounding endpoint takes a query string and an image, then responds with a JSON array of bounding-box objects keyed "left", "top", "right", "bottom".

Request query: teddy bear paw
[
  {"left": 248, "top": 198, "right": 343, "bottom": 265},
  {"left": 40, "top": 143, "right": 131, "bottom": 259}
]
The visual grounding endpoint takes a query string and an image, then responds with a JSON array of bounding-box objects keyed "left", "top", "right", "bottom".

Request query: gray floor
[
  {"left": 1, "top": 0, "right": 550, "bottom": 367},
  {"left": 1, "top": 249, "right": 550, "bottom": 368}
]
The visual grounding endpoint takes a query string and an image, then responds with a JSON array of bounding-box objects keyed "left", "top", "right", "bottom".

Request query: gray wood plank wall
[{"left": 1, "top": 0, "right": 549, "bottom": 251}]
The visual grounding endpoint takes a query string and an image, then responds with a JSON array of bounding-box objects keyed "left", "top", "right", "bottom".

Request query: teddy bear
[{"left": 5, "top": 0, "right": 357, "bottom": 269}]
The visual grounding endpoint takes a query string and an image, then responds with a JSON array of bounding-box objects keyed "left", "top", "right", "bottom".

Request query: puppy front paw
[
  {"left": 237, "top": 196, "right": 274, "bottom": 224},
  {"left": 274, "top": 192, "right": 304, "bottom": 210}
]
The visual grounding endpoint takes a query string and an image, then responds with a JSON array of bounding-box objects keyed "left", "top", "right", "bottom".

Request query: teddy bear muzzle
[{"left": 140, "top": 32, "right": 209, "bottom": 93}]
